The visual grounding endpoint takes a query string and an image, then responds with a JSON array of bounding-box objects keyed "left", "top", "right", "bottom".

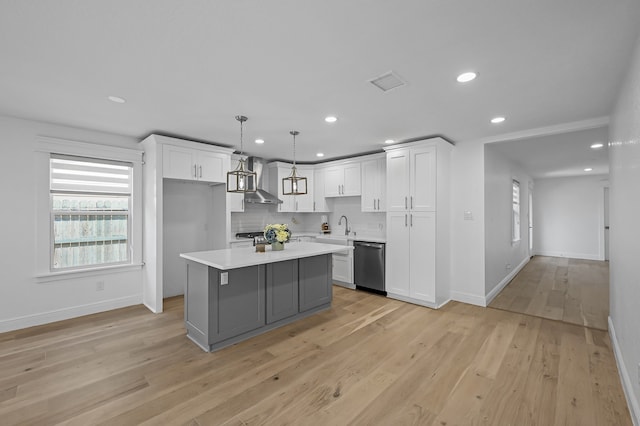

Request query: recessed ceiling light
[
  {"left": 456, "top": 72, "right": 477, "bottom": 83},
  {"left": 325, "top": 116, "right": 337, "bottom": 123},
  {"left": 384, "top": 139, "right": 395, "bottom": 144},
  {"left": 107, "top": 95, "right": 126, "bottom": 103},
  {"left": 590, "top": 143, "right": 604, "bottom": 149},
  {"left": 584, "top": 167, "right": 593, "bottom": 172},
  {"left": 491, "top": 116, "right": 506, "bottom": 124},
  {"left": 316, "top": 153, "right": 324, "bottom": 157},
  {"left": 255, "top": 139, "right": 264, "bottom": 144}
]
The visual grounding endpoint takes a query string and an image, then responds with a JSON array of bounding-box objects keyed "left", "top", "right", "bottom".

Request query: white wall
[
  {"left": 484, "top": 147, "right": 531, "bottom": 297},
  {"left": 533, "top": 175, "right": 607, "bottom": 260},
  {"left": 608, "top": 31, "right": 640, "bottom": 424},
  {"left": 0, "top": 115, "right": 143, "bottom": 332},
  {"left": 449, "top": 140, "right": 486, "bottom": 306}
]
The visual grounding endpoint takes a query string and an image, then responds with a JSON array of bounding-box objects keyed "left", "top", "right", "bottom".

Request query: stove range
[{"left": 235, "top": 231, "right": 265, "bottom": 239}]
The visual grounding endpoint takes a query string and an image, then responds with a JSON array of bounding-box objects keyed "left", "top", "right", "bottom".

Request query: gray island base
[{"left": 180, "top": 242, "right": 352, "bottom": 352}]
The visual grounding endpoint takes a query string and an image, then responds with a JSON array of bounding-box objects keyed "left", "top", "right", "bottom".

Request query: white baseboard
[
  {"left": 387, "top": 293, "right": 438, "bottom": 309},
  {"left": 0, "top": 294, "right": 142, "bottom": 333},
  {"left": 534, "top": 250, "right": 603, "bottom": 261},
  {"left": 450, "top": 290, "right": 487, "bottom": 307},
  {"left": 485, "top": 256, "right": 530, "bottom": 306},
  {"left": 609, "top": 316, "right": 640, "bottom": 426}
]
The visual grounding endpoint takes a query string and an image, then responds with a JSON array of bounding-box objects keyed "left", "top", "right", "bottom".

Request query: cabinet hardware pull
[
  {"left": 405, "top": 214, "right": 408, "bottom": 227},
  {"left": 410, "top": 196, "right": 413, "bottom": 209},
  {"left": 313, "top": 201, "right": 316, "bottom": 211},
  {"left": 194, "top": 164, "right": 197, "bottom": 178},
  {"left": 373, "top": 199, "right": 376, "bottom": 210},
  {"left": 405, "top": 196, "right": 407, "bottom": 209},
  {"left": 296, "top": 201, "right": 298, "bottom": 211},
  {"left": 410, "top": 214, "right": 413, "bottom": 227},
  {"left": 199, "top": 165, "right": 202, "bottom": 178}
]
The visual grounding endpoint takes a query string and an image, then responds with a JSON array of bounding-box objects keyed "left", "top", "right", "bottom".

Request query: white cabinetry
[
  {"left": 162, "top": 144, "right": 226, "bottom": 183},
  {"left": 140, "top": 134, "right": 234, "bottom": 313},
  {"left": 313, "top": 168, "right": 329, "bottom": 212},
  {"left": 324, "top": 162, "right": 361, "bottom": 197},
  {"left": 268, "top": 163, "right": 314, "bottom": 212},
  {"left": 361, "top": 156, "right": 386, "bottom": 212},
  {"left": 384, "top": 138, "right": 451, "bottom": 308}
]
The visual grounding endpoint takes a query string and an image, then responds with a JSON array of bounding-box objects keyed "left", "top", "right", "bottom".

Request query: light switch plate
[
  {"left": 220, "top": 272, "right": 228, "bottom": 285},
  {"left": 464, "top": 210, "right": 474, "bottom": 220}
]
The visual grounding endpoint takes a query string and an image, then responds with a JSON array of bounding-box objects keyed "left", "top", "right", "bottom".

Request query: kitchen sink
[{"left": 315, "top": 235, "right": 352, "bottom": 246}]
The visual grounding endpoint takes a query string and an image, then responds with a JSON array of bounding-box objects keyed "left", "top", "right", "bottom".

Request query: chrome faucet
[{"left": 338, "top": 215, "right": 350, "bottom": 235}]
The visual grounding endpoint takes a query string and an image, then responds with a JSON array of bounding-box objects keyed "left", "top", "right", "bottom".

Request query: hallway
[{"left": 489, "top": 256, "right": 609, "bottom": 330}]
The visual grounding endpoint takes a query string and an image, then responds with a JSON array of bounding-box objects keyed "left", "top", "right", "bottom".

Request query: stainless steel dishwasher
[{"left": 353, "top": 241, "right": 386, "bottom": 295}]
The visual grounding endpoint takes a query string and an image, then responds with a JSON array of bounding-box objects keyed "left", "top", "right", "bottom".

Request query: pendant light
[
  {"left": 227, "top": 115, "right": 257, "bottom": 193},
  {"left": 282, "top": 130, "right": 307, "bottom": 195}
]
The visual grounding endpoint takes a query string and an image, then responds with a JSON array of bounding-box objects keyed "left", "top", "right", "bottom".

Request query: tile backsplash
[{"left": 231, "top": 197, "right": 385, "bottom": 239}]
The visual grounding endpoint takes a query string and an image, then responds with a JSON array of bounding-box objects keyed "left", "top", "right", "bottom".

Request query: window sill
[{"left": 35, "top": 263, "right": 144, "bottom": 283}]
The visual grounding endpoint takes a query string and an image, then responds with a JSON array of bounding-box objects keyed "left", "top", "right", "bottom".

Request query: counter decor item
[{"left": 263, "top": 224, "right": 291, "bottom": 251}]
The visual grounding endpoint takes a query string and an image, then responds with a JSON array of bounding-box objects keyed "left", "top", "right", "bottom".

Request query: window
[
  {"left": 512, "top": 179, "right": 521, "bottom": 243},
  {"left": 50, "top": 155, "right": 133, "bottom": 270}
]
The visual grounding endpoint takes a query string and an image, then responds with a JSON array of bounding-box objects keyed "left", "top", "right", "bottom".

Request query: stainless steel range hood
[{"left": 244, "top": 157, "right": 282, "bottom": 205}]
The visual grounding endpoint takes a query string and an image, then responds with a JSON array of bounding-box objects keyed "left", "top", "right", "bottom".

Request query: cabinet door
[
  {"left": 214, "top": 266, "right": 265, "bottom": 342},
  {"left": 408, "top": 212, "right": 436, "bottom": 302},
  {"left": 294, "top": 166, "right": 314, "bottom": 212},
  {"left": 386, "top": 149, "right": 410, "bottom": 211},
  {"left": 299, "top": 255, "right": 332, "bottom": 311},
  {"left": 313, "top": 168, "right": 329, "bottom": 212},
  {"left": 410, "top": 146, "right": 436, "bottom": 212},
  {"left": 274, "top": 166, "right": 295, "bottom": 212},
  {"left": 332, "top": 252, "right": 351, "bottom": 283},
  {"left": 361, "top": 158, "right": 385, "bottom": 212},
  {"left": 163, "top": 145, "right": 195, "bottom": 180},
  {"left": 385, "top": 212, "right": 410, "bottom": 296},
  {"left": 266, "top": 260, "right": 299, "bottom": 324},
  {"left": 197, "top": 151, "right": 226, "bottom": 183},
  {"left": 342, "top": 163, "right": 361, "bottom": 196},
  {"left": 324, "top": 167, "right": 342, "bottom": 197}
]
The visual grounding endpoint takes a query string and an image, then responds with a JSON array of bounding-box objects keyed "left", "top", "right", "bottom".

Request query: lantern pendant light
[
  {"left": 227, "top": 115, "right": 257, "bottom": 193},
  {"left": 282, "top": 130, "right": 307, "bottom": 195}
]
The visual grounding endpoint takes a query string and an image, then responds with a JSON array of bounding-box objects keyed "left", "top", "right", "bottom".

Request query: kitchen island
[{"left": 180, "top": 242, "right": 352, "bottom": 352}]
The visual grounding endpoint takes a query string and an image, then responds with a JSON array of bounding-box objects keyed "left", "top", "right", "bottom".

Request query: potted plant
[{"left": 263, "top": 224, "right": 291, "bottom": 251}]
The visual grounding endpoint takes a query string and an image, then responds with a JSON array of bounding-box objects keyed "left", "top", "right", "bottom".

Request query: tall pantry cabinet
[
  {"left": 140, "top": 134, "right": 234, "bottom": 313},
  {"left": 384, "top": 138, "right": 452, "bottom": 308}
]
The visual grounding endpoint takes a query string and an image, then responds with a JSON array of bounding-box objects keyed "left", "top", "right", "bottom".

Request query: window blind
[{"left": 50, "top": 155, "right": 132, "bottom": 194}]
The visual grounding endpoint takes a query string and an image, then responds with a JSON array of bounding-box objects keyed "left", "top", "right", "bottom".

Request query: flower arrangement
[{"left": 263, "top": 224, "right": 291, "bottom": 244}]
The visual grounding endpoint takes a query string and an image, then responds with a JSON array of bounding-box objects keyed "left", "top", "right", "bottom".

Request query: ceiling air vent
[{"left": 368, "top": 71, "right": 406, "bottom": 92}]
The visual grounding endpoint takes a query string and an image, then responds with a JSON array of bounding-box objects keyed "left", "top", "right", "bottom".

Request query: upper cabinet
[
  {"left": 313, "top": 168, "right": 330, "bottom": 212},
  {"left": 268, "top": 162, "right": 314, "bottom": 213},
  {"left": 324, "top": 162, "right": 361, "bottom": 197},
  {"left": 361, "top": 156, "right": 386, "bottom": 212},
  {"left": 162, "top": 144, "right": 227, "bottom": 183},
  {"left": 386, "top": 145, "right": 436, "bottom": 212}
]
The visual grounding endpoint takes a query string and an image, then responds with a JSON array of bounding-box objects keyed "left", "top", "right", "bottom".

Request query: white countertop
[{"left": 181, "top": 242, "right": 353, "bottom": 270}]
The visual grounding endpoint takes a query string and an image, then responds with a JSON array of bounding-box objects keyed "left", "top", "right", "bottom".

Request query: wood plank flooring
[
  {"left": 0, "top": 286, "right": 630, "bottom": 425},
  {"left": 489, "top": 256, "right": 610, "bottom": 331}
]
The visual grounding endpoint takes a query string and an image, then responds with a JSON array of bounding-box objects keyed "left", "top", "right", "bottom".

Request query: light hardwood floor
[
  {"left": 0, "top": 286, "right": 630, "bottom": 425},
  {"left": 490, "top": 256, "right": 610, "bottom": 330}
]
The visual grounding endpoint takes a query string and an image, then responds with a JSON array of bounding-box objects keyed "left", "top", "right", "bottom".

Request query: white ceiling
[
  {"left": 486, "top": 126, "right": 610, "bottom": 179},
  {"left": 1, "top": 1, "right": 639, "bottom": 169}
]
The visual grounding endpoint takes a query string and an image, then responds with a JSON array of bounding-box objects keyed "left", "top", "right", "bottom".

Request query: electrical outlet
[
  {"left": 220, "top": 272, "right": 228, "bottom": 286},
  {"left": 96, "top": 281, "right": 105, "bottom": 291}
]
